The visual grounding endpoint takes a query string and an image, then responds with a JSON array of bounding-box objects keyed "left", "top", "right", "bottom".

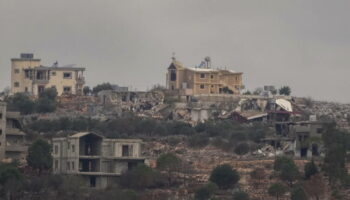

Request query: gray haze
[{"left": 0, "top": 0, "right": 349, "bottom": 102}]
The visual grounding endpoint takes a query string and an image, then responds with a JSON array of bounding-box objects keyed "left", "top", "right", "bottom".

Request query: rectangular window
[
  {"left": 72, "top": 162, "right": 75, "bottom": 170},
  {"left": 14, "top": 69, "right": 20, "bottom": 74},
  {"left": 200, "top": 73, "right": 205, "bottom": 78},
  {"left": 51, "top": 71, "right": 56, "bottom": 76},
  {"left": 63, "top": 87, "right": 72, "bottom": 93},
  {"left": 122, "top": 145, "right": 129, "bottom": 157},
  {"left": 25, "top": 70, "right": 30, "bottom": 79},
  {"left": 63, "top": 72, "right": 72, "bottom": 79},
  {"left": 210, "top": 75, "right": 214, "bottom": 79},
  {"left": 54, "top": 145, "right": 58, "bottom": 154},
  {"left": 14, "top": 82, "right": 19, "bottom": 87},
  {"left": 200, "top": 84, "right": 205, "bottom": 89},
  {"left": 55, "top": 160, "right": 58, "bottom": 170}
]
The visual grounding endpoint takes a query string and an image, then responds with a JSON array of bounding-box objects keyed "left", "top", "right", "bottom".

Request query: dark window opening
[
  {"left": 200, "top": 73, "right": 205, "bottom": 78},
  {"left": 90, "top": 176, "right": 96, "bottom": 187},
  {"left": 14, "top": 82, "right": 19, "bottom": 87},
  {"left": 36, "top": 71, "right": 45, "bottom": 80},
  {"left": 14, "top": 69, "right": 20, "bottom": 74},
  {"left": 170, "top": 71, "right": 176, "bottom": 81},
  {"left": 63, "top": 87, "right": 72, "bottom": 93},
  {"left": 200, "top": 84, "right": 205, "bottom": 89},
  {"left": 54, "top": 145, "right": 58, "bottom": 154},
  {"left": 312, "top": 144, "right": 319, "bottom": 156},
  {"left": 300, "top": 148, "right": 308, "bottom": 158},
  {"left": 122, "top": 145, "right": 129, "bottom": 157},
  {"left": 63, "top": 72, "right": 72, "bottom": 79}
]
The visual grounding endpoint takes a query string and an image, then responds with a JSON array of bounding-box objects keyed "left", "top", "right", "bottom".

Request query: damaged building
[
  {"left": 0, "top": 102, "right": 27, "bottom": 163},
  {"left": 52, "top": 132, "right": 145, "bottom": 188},
  {"left": 166, "top": 57, "right": 243, "bottom": 96}
]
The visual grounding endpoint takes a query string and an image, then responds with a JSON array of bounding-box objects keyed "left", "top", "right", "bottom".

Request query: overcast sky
[{"left": 0, "top": 0, "right": 349, "bottom": 102}]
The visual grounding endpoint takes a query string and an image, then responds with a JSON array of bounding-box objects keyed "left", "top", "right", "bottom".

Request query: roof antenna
[
  {"left": 52, "top": 61, "right": 58, "bottom": 67},
  {"left": 204, "top": 56, "right": 211, "bottom": 68},
  {"left": 171, "top": 52, "right": 176, "bottom": 62}
]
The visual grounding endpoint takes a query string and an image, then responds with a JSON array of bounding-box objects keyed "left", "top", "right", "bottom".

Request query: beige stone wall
[
  {"left": 46, "top": 70, "right": 78, "bottom": 95},
  {"left": 11, "top": 60, "right": 40, "bottom": 94}
]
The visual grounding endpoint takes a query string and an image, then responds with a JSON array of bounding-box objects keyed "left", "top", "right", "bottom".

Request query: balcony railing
[
  {"left": 77, "top": 77, "right": 85, "bottom": 84},
  {"left": 33, "top": 79, "right": 49, "bottom": 84}
]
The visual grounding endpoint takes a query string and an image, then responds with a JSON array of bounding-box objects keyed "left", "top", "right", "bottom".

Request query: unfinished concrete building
[
  {"left": 52, "top": 132, "right": 145, "bottom": 188},
  {"left": 0, "top": 102, "right": 27, "bottom": 162}
]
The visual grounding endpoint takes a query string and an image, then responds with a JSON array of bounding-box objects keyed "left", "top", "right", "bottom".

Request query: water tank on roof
[{"left": 20, "top": 53, "right": 34, "bottom": 59}]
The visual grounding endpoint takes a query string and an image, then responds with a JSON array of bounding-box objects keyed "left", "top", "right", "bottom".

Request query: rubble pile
[
  {"left": 57, "top": 94, "right": 97, "bottom": 114},
  {"left": 144, "top": 139, "right": 317, "bottom": 200},
  {"left": 297, "top": 98, "right": 350, "bottom": 130}
]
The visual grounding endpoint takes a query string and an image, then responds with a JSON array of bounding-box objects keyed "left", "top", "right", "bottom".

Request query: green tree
[
  {"left": 27, "top": 139, "right": 53, "bottom": 173},
  {"left": 7, "top": 93, "right": 35, "bottom": 114},
  {"left": 304, "top": 160, "right": 319, "bottom": 179},
  {"left": 36, "top": 88, "right": 57, "bottom": 113},
  {"left": 209, "top": 164, "right": 240, "bottom": 189},
  {"left": 156, "top": 153, "right": 181, "bottom": 186},
  {"left": 92, "top": 82, "right": 113, "bottom": 94},
  {"left": 233, "top": 191, "right": 250, "bottom": 200},
  {"left": 268, "top": 183, "right": 287, "bottom": 200},
  {"left": 0, "top": 164, "right": 22, "bottom": 185},
  {"left": 279, "top": 161, "right": 300, "bottom": 186},
  {"left": 234, "top": 143, "right": 249, "bottom": 156},
  {"left": 120, "top": 164, "right": 159, "bottom": 189},
  {"left": 83, "top": 86, "right": 91, "bottom": 95},
  {"left": 291, "top": 186, "right": 307, "bottom": 200},
  {"left": 273, "top": 156, "right": 294, "bottom": 171},
  {"left": 194, "top": 182, "right": 218, "bottom": 200},
  {"left": 278, "top": 86, "right": 291, "bottom": 96},
  {"left": 322, "top": 123, "right": 347, "bottom": 185}
]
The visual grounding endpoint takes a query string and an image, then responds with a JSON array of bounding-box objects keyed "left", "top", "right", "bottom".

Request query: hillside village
[{"left": 0, "top": 53, "right": 350, "bottom": 200}]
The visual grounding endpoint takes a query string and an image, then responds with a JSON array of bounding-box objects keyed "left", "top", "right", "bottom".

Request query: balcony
[
  {"left": 6, "top": 128, "right": 24, "bottom": 135},
  {"left": 77, "top": 77, "right": 85, "bottom": 85},
  {"left": 6, "top": 112, "right": 20, "bottom": 119},
  {"left": 33, "top": 79, "right": 49, "bottom": 84}
]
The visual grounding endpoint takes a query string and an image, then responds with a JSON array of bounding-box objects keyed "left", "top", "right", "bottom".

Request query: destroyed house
[
  {"left": 273, "top": 121, "right": 326, "bottom": 158},
  {"left": 0, "top": 102, "right": 27, "bottom": 162},
  {"left": 52, "top": 132, "right": 145, "bottom": 188}
]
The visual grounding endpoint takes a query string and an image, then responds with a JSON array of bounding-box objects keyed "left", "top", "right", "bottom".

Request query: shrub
[
  {"left": 233, "top": 191, "right": 250, "bottom": 200},
  {"left": 209, "top": 164, "right": 239, "bottom": 189},
  {"left": 156, "top": 153, "right": 181, "bottom": 185},
  {"left": 194, "top": 182, "right": 218, "bottom": 200},
  {"left": 291, "top": 185, "right": 307, "bottom": 200},
  {"left": 304, "top": 160, "right": 318, "bottom": 179},
  {"left": 27, "top": 139, "right": 53, "bottom": 173},
  {"left": 234, "top": 143, "right": 249, "bottom": 156},
  {"left": 188, "top": 133, "right": 209, "bottom": 148},
  {"left": 268, "top": 183, "right": 287, "bottom": 200},
  {"left": 120, "top": 164, "right": 160, "bottom": 189}
]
